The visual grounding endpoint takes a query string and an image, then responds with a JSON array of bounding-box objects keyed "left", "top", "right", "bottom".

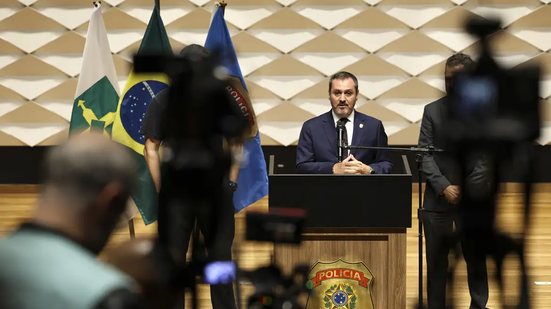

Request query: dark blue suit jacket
[{"left": 296, "top": 110, "right": 393, "bottom": 174}]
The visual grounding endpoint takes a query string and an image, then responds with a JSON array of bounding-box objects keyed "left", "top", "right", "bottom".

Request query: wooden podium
[{"left": 269, "top": 156, "right": 412, "bottom": 309}]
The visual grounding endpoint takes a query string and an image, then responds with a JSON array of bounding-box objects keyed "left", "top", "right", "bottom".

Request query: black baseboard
[
  {"left": 1, "top": 145, "right": 550, "bottom": 184},
  {"left": 0, "top": 147, "right": 49, "bottom": 184}
]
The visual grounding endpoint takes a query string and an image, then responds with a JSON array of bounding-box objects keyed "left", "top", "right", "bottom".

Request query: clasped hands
[
  {"left": 332, "top": 154, "right": 373, "bottom": 175},
  {"left": 443, "top": 185, "right": 461, "bottom": 205}
]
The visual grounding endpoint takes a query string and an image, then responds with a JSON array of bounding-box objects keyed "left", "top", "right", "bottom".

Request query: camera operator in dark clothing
[
  {"left": 418, "top": 53, "right": 489, "bottom": 309},
  {"left": 140, "top": 44, "right": 245, "bottom": 309}
]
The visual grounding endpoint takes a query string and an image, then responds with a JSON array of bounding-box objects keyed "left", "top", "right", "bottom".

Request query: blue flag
[{"left": 205, "top": 4, "right": 268, "bottom": 212}]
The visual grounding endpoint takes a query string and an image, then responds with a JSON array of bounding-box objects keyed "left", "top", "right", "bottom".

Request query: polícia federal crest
[{"left": 305, "top": 259, "right": 374, "bottom": 309}]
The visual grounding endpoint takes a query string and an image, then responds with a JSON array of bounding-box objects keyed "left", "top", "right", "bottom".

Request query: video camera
[
  {"left": 446, "top": 18, "right": 540, "bottom": 148},
  {"left": 441, "top": 17, "right": 541, "bottom": 309},
  {"left": 243, "top": 209, "right": 309, "bottom": 309},
  {"left": 134, "top": 48, "right": 247, "bottom": 297},
  {"left": 134, "top": 49, "right": 309, "bottom": 308}
]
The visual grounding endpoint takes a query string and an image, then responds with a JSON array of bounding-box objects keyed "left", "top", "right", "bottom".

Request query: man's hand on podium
[{"left": 332, "top": 154, "right": 374, "bottom": 175}]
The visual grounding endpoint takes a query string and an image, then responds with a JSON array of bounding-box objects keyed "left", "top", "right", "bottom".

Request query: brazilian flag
[{"left": 112, "top": 0, "right": 171, "bottom": 224}]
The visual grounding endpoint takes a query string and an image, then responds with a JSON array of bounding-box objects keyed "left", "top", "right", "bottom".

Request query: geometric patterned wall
[{"left": 0, "top": 0, "right": 549, "bottom": 147}]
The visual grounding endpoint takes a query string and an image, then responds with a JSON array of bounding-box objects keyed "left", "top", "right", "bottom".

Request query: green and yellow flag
[
  {"left": 70, "top": 2, "right": 118, "bottom": 136},
  {"left": 112, "top": 0, "right": 172, "bottom": 224}
]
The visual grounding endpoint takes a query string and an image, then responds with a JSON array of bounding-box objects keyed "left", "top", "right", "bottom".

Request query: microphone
[{"left": 337, "top": 122, "right": 345, "bottom": 162}]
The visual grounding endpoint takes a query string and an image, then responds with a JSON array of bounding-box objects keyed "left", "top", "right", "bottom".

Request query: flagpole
[{"left": 128, "top": 219, "right": 135, "bottom": 239}]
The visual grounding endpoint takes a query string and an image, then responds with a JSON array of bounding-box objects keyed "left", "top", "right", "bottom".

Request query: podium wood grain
[{"left": 275, "top": 231, "right": 406, "bottom": 309}]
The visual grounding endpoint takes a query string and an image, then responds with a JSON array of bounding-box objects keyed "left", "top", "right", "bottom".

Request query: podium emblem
[{"left": 305, "top": 259, "right": 374, "bottom": 309}]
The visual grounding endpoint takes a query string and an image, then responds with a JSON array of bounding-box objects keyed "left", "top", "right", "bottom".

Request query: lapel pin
[{"left": 359, "top": 123, "right": 364, "bottom": 128}]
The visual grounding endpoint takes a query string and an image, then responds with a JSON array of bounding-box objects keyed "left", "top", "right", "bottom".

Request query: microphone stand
[
  {"left": 345, "top": 145, "right": 443, "bottom": 154},
  {"left": 415, "top": 153, "right": 424, "bottom": 309},
  {"left": 344, "top": 144, "right": 444, "bottom": 309}
]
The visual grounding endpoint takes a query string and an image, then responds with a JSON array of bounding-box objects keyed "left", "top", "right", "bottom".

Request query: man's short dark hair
[
  {"left": 329, "top": 71, "right": 359, "bottom": 94},
  {"left": 446, "top": 53, "right": 474, "bottom": 69}
]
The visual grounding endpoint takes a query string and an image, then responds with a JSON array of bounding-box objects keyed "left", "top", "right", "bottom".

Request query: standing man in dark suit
[
  {"left": 418, "top": 53, "right": 489, "bottom": 309},
  {"left": 296, "top": 71, "right": 393, "bottom": 174}
]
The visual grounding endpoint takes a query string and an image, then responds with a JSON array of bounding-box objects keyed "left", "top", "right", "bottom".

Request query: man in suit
[
  {"left": 418, "top": 53, "right": 489, "bottom": 309},
  {"left": 296, "top": 71, "right": 393, "bottom": 174}
]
